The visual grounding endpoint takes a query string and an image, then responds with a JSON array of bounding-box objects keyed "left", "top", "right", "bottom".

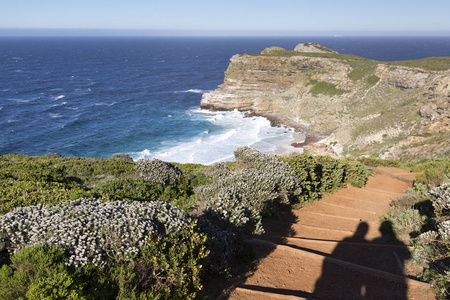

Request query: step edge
[
  {"left": 296, "top": 211, "right": 379, "bottom": 222},
  {"left": 233, "top": 287, "right": 314, "bottom": 300},
  {"left": 372, "top": 168, "right": 415, "bottom": 183},
  {"left": 308, "top": 201, "right": 378, "bottom": 215},
  {"left": 249, "top": 238, "right": 431, "bottom": 288},
  {"left": 268, "top": 236, "right": 414, "bottom": 250}
]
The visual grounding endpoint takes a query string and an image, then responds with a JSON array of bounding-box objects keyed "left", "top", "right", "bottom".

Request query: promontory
[{"left": 201, "top": 43, "right": 450, "bottom": 160}]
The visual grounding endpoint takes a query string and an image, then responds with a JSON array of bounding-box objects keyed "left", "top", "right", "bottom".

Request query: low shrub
[
  {"left": 392, "top": 183, "right": 431, "bottom": 210},
  {"left": 113, "top": 220, "right": 209, "bottom": 300},
  {"left": 390, "top": 180, "right": 450, "bottom": 298},
  {"left": 0, "top": 199, "right": 188, "bottom": 267},
  {"left": 430, "top": 183, "right": 450, "bottom": 216},
  {"left": 136, "top": 159, "right": 183, "bottom": 185},
  {"left": 111, "top": 153, "right": 134, "bottom": 162},
  {"left": 357, "top": 157, "right": 401, "bottom": 168},
  {"left": 280, "top": 154, "right": 320, "bottom": 203},
  {"left": 410, "top": 158, "right": 450, "bottom": 188},
  {"left": 94, "top": 178, "right": 163, "bottom": 202},
  {"left": 196, "top": 169, "right": 279, "bottom": 216},
  {"left": 341, "top": 158, "right": 369, "bottom": 188},
  {"left": 44, "top": 152, "right": 63, "bottom": 159},
  {"left": 0, "top": 180, "right": 72, "bottom": 215},
  {"left": 0, "top": 220, "right": 208, "bottom": 300},
  {"left": 381, "top": 208, "right": 425, "bottom": 238},
  {"left": 314, "top": 155, "right": 345, "bottom": 194},
  {"left": 204, "top": 193, "right": 263, "bottom": 236},
  {"left": 234, "top": 146, "right": 301, "bottom": 200},
  {"left": 0, "top": 245, "right": 84, "bottom": 300}
]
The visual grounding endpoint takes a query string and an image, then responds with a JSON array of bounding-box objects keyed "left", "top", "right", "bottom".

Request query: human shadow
[
  {"left": 312, "top": 221, "right": 410, "bottom": 299},
  {"left": 200, "top": 203, "right": 303, "bottom": 299}
]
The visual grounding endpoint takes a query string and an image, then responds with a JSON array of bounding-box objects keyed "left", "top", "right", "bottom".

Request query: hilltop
[{"left": 201, "top": 43, "right": 450, "bottom": 160}]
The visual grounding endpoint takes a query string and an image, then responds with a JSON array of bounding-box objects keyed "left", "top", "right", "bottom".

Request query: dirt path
[{"left": 227, "top": 167, "right": 435, "bottom": 299}]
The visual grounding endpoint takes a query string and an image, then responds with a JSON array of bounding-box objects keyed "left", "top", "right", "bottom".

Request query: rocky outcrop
[
  {"left": 294, "top": 43, "right": 338, "bottom": 54},
  {"left": 201, "top": 44, "right": 450, "bottom": 160}
]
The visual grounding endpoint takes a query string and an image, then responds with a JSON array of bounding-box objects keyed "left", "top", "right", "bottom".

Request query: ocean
[{"left": 1, "top": 36, "right": 449, "bottom": 164}]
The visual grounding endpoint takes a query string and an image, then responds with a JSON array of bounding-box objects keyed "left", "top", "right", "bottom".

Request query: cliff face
[{"left": 201, "top": 44, "right": 450, "bottom": 160}]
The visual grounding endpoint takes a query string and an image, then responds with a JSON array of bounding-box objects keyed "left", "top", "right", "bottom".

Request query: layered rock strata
[{"left": 201, "top": 43, "right": 450, "bottom": 159}]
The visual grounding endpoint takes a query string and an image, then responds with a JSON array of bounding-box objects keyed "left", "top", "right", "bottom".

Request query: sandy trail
[{"left": 228, "top": 167, "right": 434, "bottom": 300}]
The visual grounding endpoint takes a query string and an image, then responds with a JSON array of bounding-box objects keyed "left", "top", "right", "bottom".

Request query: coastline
[
  {"left": 274, "top": 132, "right": 305, "bottom": 156},
  {"left": 274, "top": 133, "right": 326, "bottom": 156}
]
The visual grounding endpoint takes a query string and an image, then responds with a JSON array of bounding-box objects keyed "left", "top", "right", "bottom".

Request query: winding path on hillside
[{"left": 227, "top": 167, "right": 435, "bottom": 300}]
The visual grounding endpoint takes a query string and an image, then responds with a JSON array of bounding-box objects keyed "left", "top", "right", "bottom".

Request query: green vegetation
[
  {"left": 347, "top": 59, "right": 378, "bottom": 82},
  {"left": 0, "top": 150, "right": 371, "bottom": 298},
  {"left": 249, "top": 48, "right": 450, "bottom": 71},
  {"left": 387, "top": 57, "right": 450, "bottom": 71},
  {"left": 357, "top": 157, "right": 401, "bottom": 168},
  {"left": 308, "top": 79, "right": 346, "bottom": 96},
  {"left": 365, "top": 74, "right": 380, "bottom": 87},
  {"left": 281, "top": 154, "right": 368, "bottom": 206},
  {"left": 0, "top": 220, "right": 208, "bottom": 300},
  {"left": 409, "top": 158, "right": 450, "bottom": 188},
  {"left": 379, "top": 158, "right": 449, "bottom": 298}
]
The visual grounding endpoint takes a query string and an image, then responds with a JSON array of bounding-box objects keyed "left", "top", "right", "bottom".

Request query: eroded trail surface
[{"left": 228, "top": 167, "right": 435, "bottom": 300}]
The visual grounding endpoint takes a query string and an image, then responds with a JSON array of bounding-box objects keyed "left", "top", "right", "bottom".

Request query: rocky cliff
[{"left": 201, "top": 43, "right": 450, "bottom": 160}]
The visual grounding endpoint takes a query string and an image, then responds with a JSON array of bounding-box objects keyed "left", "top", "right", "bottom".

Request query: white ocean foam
[
  {"left": 9, "top": 98, "right": 30, "bottom": 103},
  {"left": 176, "top": 89, "right": 212, "bottom": 94},
  {"left": 54, "top": 95, "right": 65, "bottom": 101},
  {"left": 52, "top": 102, "right": 67, "bottom": 107},
  {"left": 0, "top": 106, "right": 3, "bottom": 110},
  {"left": 130, "top": 109, "right": 295, "bottom": 165},
  {"left": 94, "top": 102, "right": 117, "bottom": 106},
  {"left": 49, "top": 113, "right": 62, "bottom": 118}
]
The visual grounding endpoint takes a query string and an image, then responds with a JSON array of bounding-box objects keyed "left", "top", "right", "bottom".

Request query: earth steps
[{"left": 227, "top": 168, "right": 435, "bottom": 299}]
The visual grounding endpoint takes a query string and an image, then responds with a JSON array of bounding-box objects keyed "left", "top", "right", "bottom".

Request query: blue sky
[{"left": 1, "top": 0, "right": 449, "bottom": 36}]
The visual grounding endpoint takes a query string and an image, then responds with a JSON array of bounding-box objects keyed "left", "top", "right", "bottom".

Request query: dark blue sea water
[{"left": 1, "top": 36, "right": 449, "bottom": 164}]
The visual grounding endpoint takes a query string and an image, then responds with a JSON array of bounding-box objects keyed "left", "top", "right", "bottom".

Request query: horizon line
[{"left": 1, "top": 28, "right": 450, "bottom": 37}]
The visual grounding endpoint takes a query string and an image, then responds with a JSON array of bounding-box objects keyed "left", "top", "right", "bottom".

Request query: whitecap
[
  {"left": 94, "top": 102, "right": 117, "bottom": 106},
  {"left": 11, "top": 57, "right": 23, "bottom": 61},
  {"left": 52, "top": 102, "right": 67, "bottom": 107},
  {"left": 9, "top": 98, "right": 30, "bottom": 103},
  {"left": 131, "top": 109, "right": 295, "bottom": 165},
  {"left": 176, "top": 89, "right": 212, "bottom": 94},
  {"left": 54, "top": 95, "right": 65, "bottom": 101},
  {"left": 49, "top": 113, "right": 62, "bottom": 118}
]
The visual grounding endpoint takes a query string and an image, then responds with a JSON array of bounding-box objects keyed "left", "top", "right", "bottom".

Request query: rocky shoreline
[{"left": 201, "top": 43, "right": 450, "bottom": 159}]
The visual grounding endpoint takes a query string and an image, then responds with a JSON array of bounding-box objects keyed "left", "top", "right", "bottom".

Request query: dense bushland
[{"left": 0, "top": 149, "right": 370, "bottom": 298}]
